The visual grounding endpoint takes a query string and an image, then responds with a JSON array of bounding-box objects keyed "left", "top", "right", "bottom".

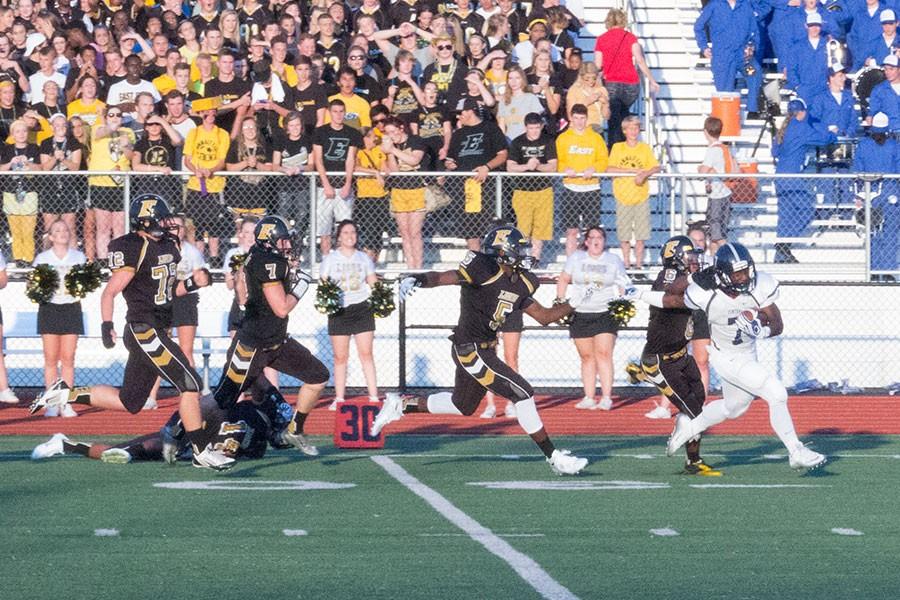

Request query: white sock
[
  {"left": 767, "top": 402, "right": 801, "bottom": 451},
  {"left": 426, "top": 392, "right": 462, "bottom": 415},
  {"left": 692, "top": 400, "right": 730, "bottom": 433}
]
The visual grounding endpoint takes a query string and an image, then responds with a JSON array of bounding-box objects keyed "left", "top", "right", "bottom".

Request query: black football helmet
[
  {"left": 254, "top": 215, "right": 296, "bottom": 255},
  {"left": 482, "top": 225, "right": 535, "bottom": 270},
  {"left": 129, "top": 194, "right": 176, "bottom": 240},
  {"left": 714, "top": 242, "right": 756, "bottom": 294},
  {"left": 660, "top": 235, "right": 701, "bottom": 273}
]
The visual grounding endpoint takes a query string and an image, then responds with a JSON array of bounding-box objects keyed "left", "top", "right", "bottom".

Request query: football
[{"left": 740, "top": 309, "right": 757, "bottom": 322}]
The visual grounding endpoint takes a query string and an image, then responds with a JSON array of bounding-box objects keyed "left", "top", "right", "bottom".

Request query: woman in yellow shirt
[
  {"left": 354, "top": 127, "right": 389, "bottom": 262},
  {"left": 565, "top": 63, "right": 610, "bottom": 135},
  {"left": 66, "top": 76, "right": 105, "bottom": 127}
]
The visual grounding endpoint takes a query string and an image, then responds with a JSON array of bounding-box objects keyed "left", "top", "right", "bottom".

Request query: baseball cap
[
  {"left": 881, "top": 9, "right": 896, "bottom": 22},
  {"left": 787, "top": 98, "right": 807, "bottom": 114},
  {"left": 806, "top": 13, "right": 823, "bottom": 26},
  {"left": 871, "top": 111, "right": 890, "bottom": 131},
  {"left": 461, "top": 98, "right": 481, "bottom": 112},
  {"left": 829, "top": 63, "right": 846, "bottom": 75},
  {"left": 25, "top": 33, "right": 47, "bottom": 56},
  {"left": 882, "top": 53, "right": 899, "bottom": 67}
]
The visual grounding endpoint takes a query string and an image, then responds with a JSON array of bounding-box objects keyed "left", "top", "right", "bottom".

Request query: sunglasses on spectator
[
  {"left": 107, "top": 111, "right": 122, "bottom": 117},
  {"left": 436, "top": 44, "right": 453, "bottom": 51},
  {"left": 348, "top": 55, "right": 365, "bottom": 60},
  {"left": 373, "top": 118, "right": 386, "bottom": 124}
]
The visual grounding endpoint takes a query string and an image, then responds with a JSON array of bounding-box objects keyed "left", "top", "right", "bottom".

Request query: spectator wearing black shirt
[
  {"left": 410, "top": 81, "right": 452, "bottom": 170},
  {"left": 248, "top": 62, "right": 292, "bottom": 144},
  {"left": 385, "top": 50, "right": 425, "bottom": 126},
  {"left": 505, "top": 112, "right": 558, "bottom": 262},
  {"left": 444, "top": 97, "right": 508, "bottom": 250},
  {"left": 31, "top": 80, "right": 66, "bottom": 120},
  {"left": 312, "top": 98, "right": 363, "bottom": 255},
  {"left": 225, "top": 116, "right": 274, "bottom": 221},
  {"left": 131, "top": 113, "right": 183, "bottom": 208},
  {"left": 382, "top": 117, "right": 428, "bottom": 269},
  {"left": 422, "top": 34, "right": 468, "bottom": 108},
  {"left": 204, "top": 50, "right": 252, "bottom": 139},
  {"left": 38, "top": 114, "right": 83, "bottom": 245},
  {"left": 0, "top": 33, "right": 28, "bottom": 94},
  {"left": 316, "top": 13, "right": 347, "bottom": 76},
  {"left": 284, "top": 55, "right": 327, "bottom": 133},
  {"left": 272, "top": 111, "right": 314, "bottom": 249},
  {"left": 347, "top": 45, "right": 386, "bottom": 106},
  {"left": 0, "top": 80, "right": 25, "bottom": 140},
  {"left": 238, "top": 0, "right": 271, "bottom": 46},
  {"left": 354, "top": 0, "right": 392, "bottom": 32}
]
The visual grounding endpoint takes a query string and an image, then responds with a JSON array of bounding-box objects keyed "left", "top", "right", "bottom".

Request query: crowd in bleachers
[{"left": 0, "top": 0, "right": 669, "bottom": 273}]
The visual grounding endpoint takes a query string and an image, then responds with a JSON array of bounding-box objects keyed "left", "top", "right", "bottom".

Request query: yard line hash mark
[{"left": 372, "top": 455, "right": 580, "bottom": 600}]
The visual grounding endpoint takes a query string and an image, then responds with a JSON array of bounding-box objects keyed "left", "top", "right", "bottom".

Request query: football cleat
[
  {"left": 788, "top": 444, "right": 827, "bottom": 470},
  {"left": 370, "top": 392, "right": 404, "bottom": 436},
  {"left": 100, "top": 448, "right": 132, "bottom": 464},
  {"left": 29, "top": 379, "right": 71, "bottom": 416},
  {"left": 31, "top": 433, "right": 69, "bottom": 460},
  {"left": 192, "top": 446, "right": 236, "bottom": 471},
  {"left": 667, "top": 413, "right": 697, "bottom": 456},
  {"left": 160, "top": 424, "right": 179, "bottom": 466},
  {"left": 625, "top": 362, "right": 645, "bottom": 385},
  {"left": 279, "top": 431, "right": 320, "bottom": 456},
  {"left": 60, "top": 404, "right": 78, "bottom": 418},
  {"left": 683, "top": 459, "right": 722, "bottom": 476},
  {"left": 547, "top": 449, "right": 588, "bottom": 476}
]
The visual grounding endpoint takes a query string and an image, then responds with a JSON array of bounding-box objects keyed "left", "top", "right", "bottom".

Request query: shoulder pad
[
  {"left": 691, "top": 266, "right": 718, "bottom": 290},
  {"left": 753, "top": 271, "right": 780, "bottom": 306}
]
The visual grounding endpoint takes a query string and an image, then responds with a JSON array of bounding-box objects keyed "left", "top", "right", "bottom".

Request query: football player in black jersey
[
  {"left": 212, "top": 215, "right": 330, "bottom": 457},
  {"left": 30, "top": 194, "right": 235, "bottom": 471},
  {"left": 32, "top": 384, "right": 294, "bottom": 464},
  {"left": 627, "top": 235, "right": 721, "bottom": 476},
  {"left": 369, "top": 225, "right": 591, "bottom": 475}
]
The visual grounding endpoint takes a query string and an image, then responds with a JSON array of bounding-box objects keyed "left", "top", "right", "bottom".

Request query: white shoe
[
  {"left": 192, "top": 445, "right": 236, "bottom": 471},
  {"left": 667, "top": 413, "right": 696, "bottom": 456},
  {"left": 595, "top": 397, "right": 613, "bottom": 411},
  {"left": 504, "top": 402, "right": 517, "bottom": 418},
  {"left": 29, "top": 379, "right": 71, "bottom": 415},
  {"left": 0, "top": 388, "right": 18, "bottom": 403},
  {"left": 370, "top": 392, "right": 404, "bottom": 436},
  {"left": 44, "top": 405, "right": 60, "bottom": 418},
  {"left": 480, "top": 405, "right": 496, "bottom": 419},
  {"left": 789, "top": 444, "right": 827, "bottom": 470},
  {"left": 279, "top": 430, "right": 320, "bottom": 456},
  {"left": 547, "top": 449, "right": 588, "bottom": 476},
  {"left": 143, "top": 397, "right": 159, "bottom": 410},
  {"left": 100, "top": 448, "right": 132, "bottom": 464},
  {"left": 328, "top": 398, "right": 344, "bottom": 411},
  {"left": 644, "top": 405, "right": 671, "bottom": 419},
  {"left": 31, "top": 433, "right": 69, "bottom": 460},
  {"left": 60, "top": 404, "right": 78, "bottom": 418},
  {"left": 574, "top": 397, "right": 597, "bottom": 410}
]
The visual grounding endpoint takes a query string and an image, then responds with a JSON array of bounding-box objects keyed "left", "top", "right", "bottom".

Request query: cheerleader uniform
[
  {"left": 33, "top": 248, "right": 87, "bottom": 335},
  {"left": 171, "top": 241, "right": 207, "bottom": 328},
  {"left": 223, "top": 246, "right": 250, "bottom": 332},
  {"left": 319, "top": 249, "right": 376, "bottom": 336},
  {"left": 563, "top": 250, "right": 630, "bottom": 338}
]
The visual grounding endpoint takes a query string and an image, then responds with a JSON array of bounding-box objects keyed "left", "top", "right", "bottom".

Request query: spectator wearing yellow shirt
[
  {"left": 555, "top": 103, "right": 609, "bottom": 255},
  {"left": 354, "top": 126, "right": 389, "bottom": 263},
  {"left": 151, "top": 48, "right": 182, "bottom": 96},
  {"left": 270, "top": 37, "right": 298, "bottom": 88},
  {"left": 87, "top": 106, "right": 135, "bottom": 260},
  {"left": 183, "top": 98, "right": 231, "bottom": 266},
  {"left": 67, "top": 76, "right": 105, "bottom": 127},
  {"left": 326, "top": 67, "right": 372, "bottom": 132},
  {"left": 606, "top": 116, "right": 660, "bottom": 271}
]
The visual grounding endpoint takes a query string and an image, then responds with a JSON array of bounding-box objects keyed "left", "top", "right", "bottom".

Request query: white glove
[
  {"left": 398, "top": 275, "right": 423, "bottom": 301},
  {"left": 568, "top": 286, "right": 594, "bottom": 309},
  {"left": 735, "top": 312, "right": 764, "bottom": 338},
  {"left": 290, "top": 270, "right": 312, "bottom": 300},
  {"left": 621, "top": 286, "right": 642, "bottom": 302}
]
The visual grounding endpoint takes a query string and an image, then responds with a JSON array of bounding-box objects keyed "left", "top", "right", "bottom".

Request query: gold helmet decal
[
  {"left": 138, "top": 199, "right": 158, "bottom": 218},
  {"left": 256, "top": 222, "right": 276, "bottom": 242}
]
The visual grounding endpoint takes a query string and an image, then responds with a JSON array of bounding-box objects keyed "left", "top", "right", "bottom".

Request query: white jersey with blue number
[{"left": 683, "top": 271, "right": 780, "bottom": 356}]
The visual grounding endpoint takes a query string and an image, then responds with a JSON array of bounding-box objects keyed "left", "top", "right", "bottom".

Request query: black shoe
[
  {"left": 746, "top": 111, "right": 762, "bottom": 121},
  {"left": 683, "top": 459, "right": 722, "bottom": 476}
]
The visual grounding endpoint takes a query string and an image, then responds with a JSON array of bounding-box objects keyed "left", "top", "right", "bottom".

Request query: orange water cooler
[{"left": 711, "top": 92, "right": 742, "bottom": 137}]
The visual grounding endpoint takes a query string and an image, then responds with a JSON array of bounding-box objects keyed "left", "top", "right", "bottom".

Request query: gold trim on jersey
[
  {"left": 133, "top": 328, "right": 157, "bottom": 342},
  {"left": 522, "top": 274, "right": 536, "bottom": 295},
  {"left": 458, "top": 267, "right": 473, "bottom": 284},
  {"left": 135, "top": 238, "right": 150, "bottom": 273},
  {"left": 482, "top": 269, "right": 504, "bottom": 286}
]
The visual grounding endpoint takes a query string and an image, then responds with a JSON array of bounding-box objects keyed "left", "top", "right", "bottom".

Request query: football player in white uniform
[{"left": 626, "top": 242, "right": 826, "bottom": 470}]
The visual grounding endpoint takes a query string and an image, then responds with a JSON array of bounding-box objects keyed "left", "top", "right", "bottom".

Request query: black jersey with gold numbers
[
  {"left": 451, "top": 251, "right": 538, "bottom": 345},
  {"left": 239, "top": 246, "right": 291, "bottom": 347},
  {"left": 108, "top": 232, "right": 180, "bottom": 328},
  {"left": 644, "top": 267, "right": 694, "bottom": 355}
]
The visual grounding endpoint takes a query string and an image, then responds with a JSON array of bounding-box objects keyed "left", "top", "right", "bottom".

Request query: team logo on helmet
[
  {"left": 482, "top": 225, "right": 535, "bottom": 270},
  {"left": 660, "top": 235, "right": 701, "bottom": 273},
  {"left": 714, "top": 242, "right": 756, "bottom": 294},
  {"left": 129, "top": 194, "right": 175, "bottom": 240},
  {"left": 254, "top": 215, "right": 296, "bottom": 255}
]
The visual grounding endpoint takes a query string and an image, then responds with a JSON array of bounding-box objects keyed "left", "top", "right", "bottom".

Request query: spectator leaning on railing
[
  {"left": 88, "top": 105, "right": 134, "bottom": 261},
  {"left": 1, "top": 118, "right": 41, "bottom": 265}
]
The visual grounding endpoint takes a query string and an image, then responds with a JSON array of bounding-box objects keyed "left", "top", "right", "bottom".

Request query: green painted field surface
[{"left": 2, "top": 434, "right": 898, "bottom": 600}]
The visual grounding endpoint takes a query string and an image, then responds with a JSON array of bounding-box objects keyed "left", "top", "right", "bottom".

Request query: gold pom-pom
[
  {"left": 64, "top": 262, "right": 104, "bottom": 299},
  {"left": 315, "top": 278, "right": 343, "bottom": 316},
  {"left": 607, "top": 298, "right": 637, "bottom": 327},
  {"left": 228, "top": 252, "right": 247, "bottom": 272},
  {"left": 26, "top": 264, "right": 60, "bottom": 304},
  {"left": 368, "top": 279, "right": 395, "bottom": 318}
]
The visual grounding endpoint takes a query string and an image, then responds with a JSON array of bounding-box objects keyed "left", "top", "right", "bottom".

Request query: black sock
[
  {"left": 536, "top": 438, "right": 556, "bottom": 459},
  {"left": 185, "top": 428, "right": 208, "bottom": 453},
  {"left": 62, "top": 440, "right": 91, "bottom": 456},
  {"left": 290, "top": 411, "right": 308, "bottom": 434},
  {"left": 686, "top": 439, "right": 701, "bottom": 463},
  {"left": 70, "top": 387, "right": 92, "bottom": 406}
]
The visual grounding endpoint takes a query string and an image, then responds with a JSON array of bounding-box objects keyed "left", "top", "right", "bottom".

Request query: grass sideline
[{"left": 3, "top": 434, "right": 899, "bottom": 600}]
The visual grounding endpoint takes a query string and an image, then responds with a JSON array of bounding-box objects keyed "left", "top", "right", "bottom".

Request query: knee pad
[{"left": 515, "top": 397, "right": 544, "bottom": 435}]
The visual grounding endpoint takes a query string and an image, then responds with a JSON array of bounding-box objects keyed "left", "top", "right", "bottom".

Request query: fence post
[
  {"left": 679, "top": 174, "right": 687, "bottom": 235},
  {"left": 495, "top": 173, "right": 503, "bottom": 220},
  {"left": 309, "top": 172, "right": 318, "bottom": 277},
  {"left": 123, "top": 173, "right": 131, "bottom": 232},
  {"left": 863, "top": 179, "right": 872, "bottom": 281},
  {"left": 398, "top": 290, "right": 407, "bottom": 392}
]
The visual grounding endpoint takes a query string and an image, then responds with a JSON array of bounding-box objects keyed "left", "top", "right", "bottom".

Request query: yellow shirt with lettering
[
  {"left": 555, "top": 127, "right": 608, "bottom": 187},
  {"left": 356, "top": 147, "right": 387, "bottom": 198},
  {"left": 88, "top": 124, "right": 136, "bottom": 187},
  {"left": 67, "top": 98, "right": 106, "bottom": 126},
  {"left": 609, "top": 141, "right": 658, "bottom": 205},
  {"left": 183, "top": 125, "right": 231, "bottom": 193},
  {"left": 152, "top": 73, "right": 177, "bottom": 96},
  {"left": 325, "top": 93, "right": 371, "bottom": 132}
]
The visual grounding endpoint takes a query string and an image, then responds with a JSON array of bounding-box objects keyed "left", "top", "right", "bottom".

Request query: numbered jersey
[
  {"left": 684, "top": 271, "right": 780, "bottom": 356},
  {"left": 645, "top": 268, "right": 694, "bottom": 355},
  {"left": 108, "top": 232, "right": 180, "bottom": 328},
  {"left": 451, "top": 251, "right": 538, "bottom": 345},
  {"left": 239, "top": 246, "right": 291, "bottom": 347}
]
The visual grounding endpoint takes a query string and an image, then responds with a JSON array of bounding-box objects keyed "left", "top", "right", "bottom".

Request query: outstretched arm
[{"left": 524, "top": 300, "right": 573, "bottom": 326}]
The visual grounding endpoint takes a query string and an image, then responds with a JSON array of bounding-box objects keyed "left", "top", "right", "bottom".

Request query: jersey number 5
[{"left": 490, "top": 299, "right": 514, "bottom": 330}]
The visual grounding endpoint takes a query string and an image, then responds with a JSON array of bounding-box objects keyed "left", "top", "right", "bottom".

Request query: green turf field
[{"left": 3, "top": 434, "right": 899, "bottom": 600}]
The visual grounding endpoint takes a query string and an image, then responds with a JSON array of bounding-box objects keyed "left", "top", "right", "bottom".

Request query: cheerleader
[
  {"left": 556, "top": 225, "right": 630, "bottom": 411},
  {"left": 144, "top": 215, "right": 207, "bottom": 410},
  {"left": 34, "top": 220, "right": 86, "bottom": 417},
  {"left": 0, "top": 251, "right": 17, "bottom": 405},
  {"left": 320, "top": 220, "right": 380, "bottom": 410}
]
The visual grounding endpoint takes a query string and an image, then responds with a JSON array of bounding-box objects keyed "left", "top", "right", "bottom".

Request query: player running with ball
[{"left": 626, "top": 242, "right": 826, "bottom": 470}]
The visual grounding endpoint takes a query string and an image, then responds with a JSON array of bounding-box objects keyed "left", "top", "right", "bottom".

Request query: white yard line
[
  {"left": 371, "top": 455, "right": 580, "bottom": 600},
  {"left": 94, "top": 529, "right": 120, "bottom": 537},
  {"left": 831, "top": 528, "right": 864, "bottom": 536}
]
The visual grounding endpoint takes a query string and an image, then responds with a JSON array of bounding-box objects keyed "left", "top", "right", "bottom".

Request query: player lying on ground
[
  {"left": 369, "top": 225, "right": 592, "bottom": 476},
  {"left": 625, "top": 242, "right": 826, "bottom": 470},
  {"left": 29, "top": 195, "right": 235, "bottom": 471},
  {"left": 32, "top": 384, "right": 293, "bottom": 463},
  {"left": 627, "top": 235, "right": 721, "bottom": 476}
]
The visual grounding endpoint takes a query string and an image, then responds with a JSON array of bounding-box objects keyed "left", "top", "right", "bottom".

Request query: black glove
[
  {"left": 184, "top": 268, "right": 212, "bottom": 294},
  {"left": 101, "top": 321, "right": 115, "bottom": 348}
]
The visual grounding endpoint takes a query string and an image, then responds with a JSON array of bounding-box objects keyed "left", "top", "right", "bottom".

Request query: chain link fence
[{"left": 0, "top": 171, "right": 896, "bottom": 391}]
